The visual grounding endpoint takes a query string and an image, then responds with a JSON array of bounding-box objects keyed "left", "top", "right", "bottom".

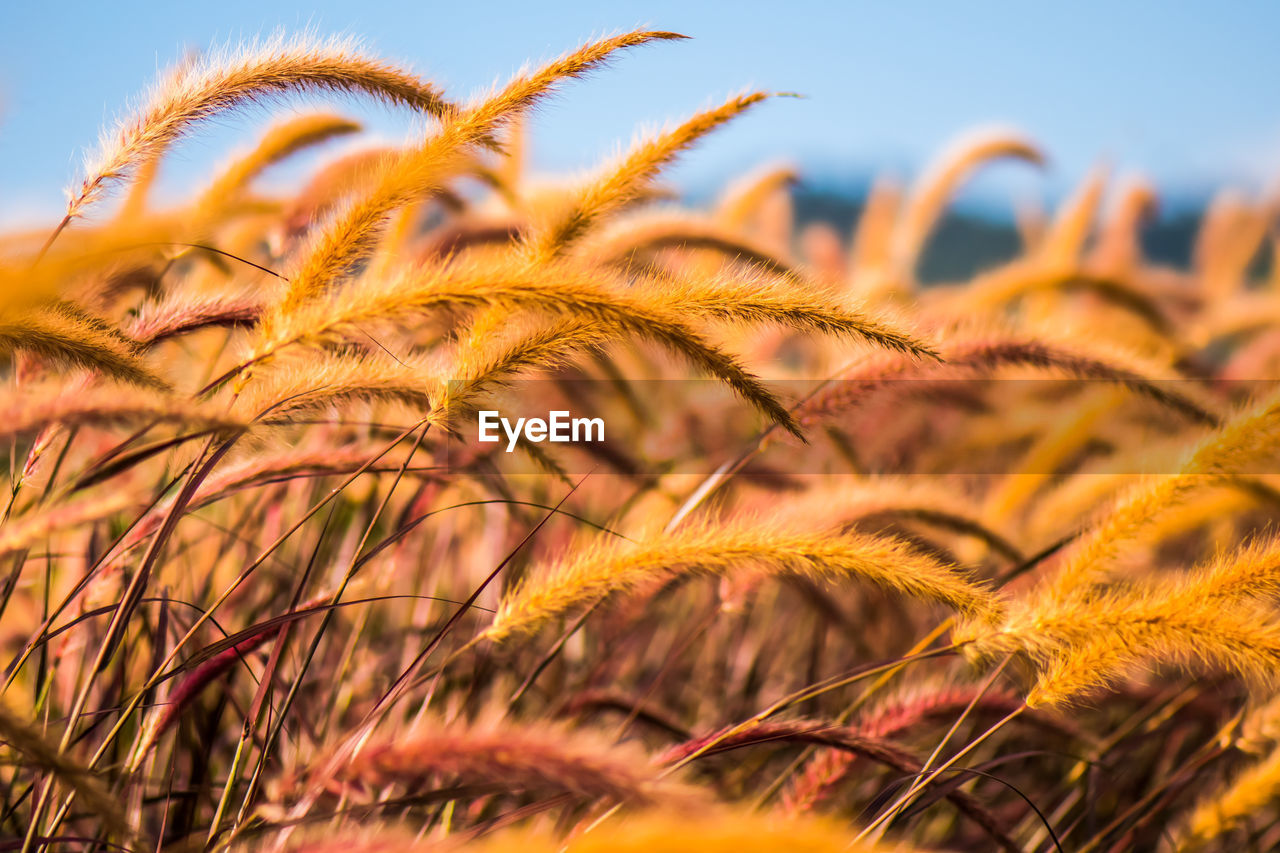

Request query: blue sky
[{"left": 2, "top": 1, "right": 1278, "bottom": 225}]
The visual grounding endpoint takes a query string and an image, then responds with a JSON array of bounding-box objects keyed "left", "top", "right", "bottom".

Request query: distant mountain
[{"left": 791, "top": 188, "right": 1204, "bottom": 283}]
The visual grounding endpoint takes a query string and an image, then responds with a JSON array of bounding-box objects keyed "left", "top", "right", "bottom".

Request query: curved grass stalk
[
  {"left": 53, "top": 34, "right": 454, "bottom": 251},
  {"left": 716, "top": 162, "right": 798, "bottom": 230},
  {"left": 1037, "top": 165, "right": 1108, "bottom": 271},
  {"left": 484, "top": 520, "right": 999, "bottom": 642},
  {"left": 195, "top": 113, "right": 361, "bottom": 212},
  {"left": 0, "top": 306, "right": 167, "bottom": 389},
  {"left": 588, "top": 211, "right": 804, "bottom": 279},
  {"left": 305, "top": 720, "right": 687, "bottom": 807},
  {"left": 244, "top": 258, "right": 803, "bottom": 436},
  {"left": 1041, "top": 389, "right": 1280, "bottom": 598},
  {"left": 890, "top": 128, "right": 1045, "bottom": 280},
  {"left": 264, "top": 30, "right": 683, "bottom": 322},
  {"left": 527, "top": 91, "right": 775, "bottom": 258}
]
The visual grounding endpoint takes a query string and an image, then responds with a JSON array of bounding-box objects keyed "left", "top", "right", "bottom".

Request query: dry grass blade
[
  {"left": 485, "top": 520, "right": 998, "bottom": 642},
  {"left": 1042, "top": 390, "right": 1280, "bottom": 598},
  {"left": 716, "top": 162, "right": 799, "bottom": 229},
  {"left": 589, "top": 212, "right": 803, "bottom": 278},
  {"left": 1020, "top": 600, "right": 1280, "bottom": 707},
  {"left": 235, "top": 352, "right": 443, "bottom": 424},
  {"left": 66, "top": 34, "right": 454, "bottom": 226},
  {"left": 890, "top": 127, "right": 1045, "bottom": 278},
  {"left": 196, "top": 113, "right": 362, "bottom": 209},
  {"left": 267, "top": 29, "right": 683, "bottom": 319},
  {"left": 1037, "top": 165, "right": 1107, "bottom": 270},
  {"left": 124, "top": 291, "right": 264, "bottom": 346},
  {"left": 252, "top": 258, "right": 803, "bottom": 436},
  {"left": 961, "top": 566, "right": 1280, "bottom": 708},
  {"left": 651, "top": 271, "right": 937, "bottom": 356},
  {"left": 527, "top": 91, "right": 775, "bottom": 258},
  {"left": 0, "top": 306, "right": 167, "bottom": 388},
  {"left": 306, "top": 720, "right": 685, "bottom": 808}
]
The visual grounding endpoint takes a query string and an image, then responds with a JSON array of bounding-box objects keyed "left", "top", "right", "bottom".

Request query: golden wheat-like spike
[
  {"left": 252, "top": 257, "right": 802, "bottom": 437},
  {"left": 797, "top": 330, "right": 1217, "bottom": 428},
  {"left": 268, "top": 30, "right": 683, "bottom": 321},
  {"left": 313, "top": 720, "right": 686, "bottom": 807},
  {"left": 234, "top": 352, "right": 444, "bottom": 423},
  {"left": 0, "top": 306, "right": 167, "bottom": 389},
  {"left": 1175, "top": 536, "right": 1280, "bottom": 604},
  {"left": 192, "top": 113, "right": 361, "bottom": 220},
  {"left": 970, "top": 590, "right": 1280, "bottom": 707},
  {"left": 889, "top": 127, "right": 1045, "bottom": 279},
  {"left": 67, "top": 34, "right": 453, "bottom": 226},
  {"left": 716, "top": 162, "right": 799, "bottom": 230},
  {"left": 1180, "top": 745, "right": 1280, "bottom": 848},
  {"left": 257, "top": 255, "right": 581, "bottom": 357},
  {"left": 587, "top": 211, "right": 802, "bottom": 279},
  {"left": 1043, "top": 389, "right": 1280, "bottom": 598},
  {"left": 476, "top": 30, "right": 686, "bottom": 124},
  {"left": 967, "top": 532, "right": 1280, "bottom": 699},
  {"left": 124, "top": 290, "right": 263, "bottom": 347},
  {"left": 766, "top": 477, "right": 1021, "bottom": 561},
  {"left": 439, "top": 317, "right": 610, "bottom": 423},
  {"left": 1196, "top": 188, "right": 1269, "bottom": 303},
  {"left": 1037, "top": 165, "right": 1108, "bottom": 271},
  {"left": 849, "top": 177, "right": 903, "bottom": 285},
  {"left": 485, "top": 519, "right": 998, "bottom": 642},
  {"left": 528, "top": 91, "right": 774, "bottom": 258},
  {"left": 1021, "top": 630, "right": 1141, "bottom": 708},
  {"left": 1089, "top": 176, "right": 1157, "bottom": 276},
  {"left": 645, "top": 268, "right": 937, "bottom": 357}
]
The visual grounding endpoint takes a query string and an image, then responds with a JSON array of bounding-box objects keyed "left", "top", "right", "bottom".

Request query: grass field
[{"left": 1, "top": 29, "right": 1280, "bottom": 852}]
